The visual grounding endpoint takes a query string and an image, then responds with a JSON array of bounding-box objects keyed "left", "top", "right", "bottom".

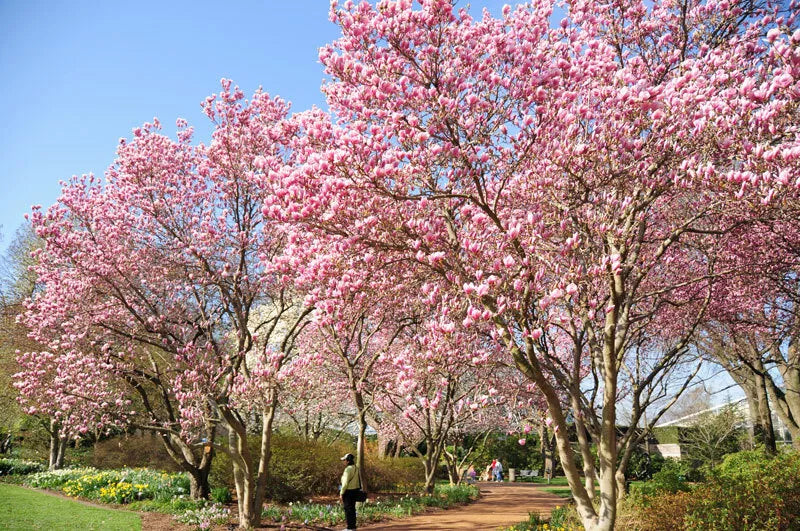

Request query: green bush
[
  {"left": 626, "top": 446, "right": 665, "bottom": 481},
  {"left": 210, "top": 486, "right": 232, "bottom": 504},
  {"left": 630, "top": 457, "right": 690, "bottom": 503},
  {"left": 211, "top": 433, "right": 425, "bottom": 502},
  {"left": 684, "top": 451, "right": 800, "bottom": 530},
  {"left": 88, "top": 433, "right": 181, "bottom": 472},
  {"left": 632, "top": 450, "right": 800, "bottom": 530},
  {"left": 211, "top": 433, "right": 349, "bottom": 502},
  {"left": 467, "top": 432, "right": 544, "bottom": 471},
  {"left": 633, "top": 490, "right": 696, "bottom": 531},
  {"left": 366, "top": 455, "right": 426, "bottom": 491},
  {"left": 0, "top": 457, "right": 46, "bottom": 476},
  {"left": 714, "top": 448, "right": 774, "bottom": 480},
  {"left": 651, "top": 426, "right": 680, "bottom": 445}
]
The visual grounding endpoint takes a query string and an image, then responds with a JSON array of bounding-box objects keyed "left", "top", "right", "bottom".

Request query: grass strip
[{"left": 0, "top": 483, "right": 141, "bottom": 531}]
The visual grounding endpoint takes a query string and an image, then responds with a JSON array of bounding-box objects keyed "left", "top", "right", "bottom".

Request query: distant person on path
[
  {"left": 467, "top": 465, "right": 477, "bottom": 483},
  {"left": 340, "top": 453, "right": 360, "bottom": 531},
  {"left": 483, "top": 462, "right": 493, "bottom": 481},
  {"left": 494, "top": 459, "right": 504, "bottom": 482}
]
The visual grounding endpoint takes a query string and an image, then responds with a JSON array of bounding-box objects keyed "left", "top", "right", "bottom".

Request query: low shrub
[
  {"left": 88, "top": 433, "right": 181, "bottom": 472},
  {"left": 0, "top": 457, "right": 46, "bottom": 476},
  {"left": 210, "top": 486, "right": 232, "bottom": 504},
  {"left": 500, "top": 505, "right": 578, "bottom": 531},
  {"left": 629, "top": 458, "right": 690, "bottom": 504},
  {"left": 211, "top": 433, "right": 426, "bottom": 502},
  {"left": 367, "top": 455, "right": 426, "bottom": 491},
  {"left": 626, "top": 446, "right": 665, "bottom": 481},
  {"left": 633, "top": 490, "right": 695, "bottom": 531},
  {"left": 684, "top": 451, "right": 800, "bottom": 530},
  {"left": 632, "top": 450, "right": 800, "bottom": 530},
  {"left": 211, "top": 433, "right": 347, "bottom": 502}
]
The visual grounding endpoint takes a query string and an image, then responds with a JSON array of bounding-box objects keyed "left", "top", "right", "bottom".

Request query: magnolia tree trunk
[
  {"left": 754, "top": 374, "right": 776, "bottom": 454},
  {"left": 538, "top": 425, "right": 556, "bottom": 482},
  {"left": 48, "top": 433, "right": 66, "bottom": 470},
  {"left": 157, "top": 431, "right": 215, "bottom": 500},
  {"left": 616, "top": 448, "right": 633, "bottom": 500},
  {"left": 729, "top": 361, "right": 777, "bottom": 454},
  {"left": 188, "top": 462, "right": 212, "bottom": 499},
  {"left": 509, "top": 338, "right": 619, "bottom": 531},
  {"left": 420, "top": 434, "right": 449, "bottom": 494},
  {"left": 377, "top": 432, "right": 397, "bottom": 459},
  {"left": 224, "top": 394, "right": 278, "bottom": 530},
  {"left": 442, "top": 432, "right": 485, "bottom": 485},
  {"left": 356, "top": 409, "right": 368, "bottom": 491},
  {"left": 442, "top": 448, "right": 464, "bottom": 485},
  {"left": 571, "top": 395, "right": 597, "bottom": 498},
  {"left": 46, "top": 419, "right": 67, "bottom": 470},
  {"left": 764, "top": 364, "right": 800, "bottom": 450},
  {"left": 442, "top": 445, "right": 465, "bottom": 485},
  {"left": 422, "top": 450, "right": 439, "bottom": 494}
]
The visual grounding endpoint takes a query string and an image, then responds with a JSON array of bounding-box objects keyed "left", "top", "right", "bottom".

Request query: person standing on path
[
  {"left": 340, "top": 453, "right": 360, "bottom": 531},
  {"left": 494, "top": 459, "right": 504, "bottom": 482}
]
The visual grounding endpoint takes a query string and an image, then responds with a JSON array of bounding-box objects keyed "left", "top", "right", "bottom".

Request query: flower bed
[{"left": 24, "top": 467, "right": 190, "bottom": 502}]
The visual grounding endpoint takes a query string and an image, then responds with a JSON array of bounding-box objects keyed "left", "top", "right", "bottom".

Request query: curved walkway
[{"left": 360, "top": 482, "right": 564, "bottom": 530}]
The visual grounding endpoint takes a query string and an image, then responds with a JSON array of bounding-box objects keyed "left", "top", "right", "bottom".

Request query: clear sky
[{"left": 0, "top": 0, "right": 509, "bottom": 251}]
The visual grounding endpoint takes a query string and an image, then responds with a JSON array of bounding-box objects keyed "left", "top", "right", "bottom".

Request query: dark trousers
[{"left": 342, "top": 489, "right": 359, "bottom": 529}]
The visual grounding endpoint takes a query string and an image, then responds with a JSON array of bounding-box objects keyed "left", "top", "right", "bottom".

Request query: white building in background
[{"left": 651, "top": 398, "right": 793, "bottom": 459}]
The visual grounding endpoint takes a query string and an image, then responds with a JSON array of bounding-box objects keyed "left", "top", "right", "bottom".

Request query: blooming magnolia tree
[
  {"left": 24, "top": 82, "right": 312, "bottom": 528},
  {"left": 287, "top": 1, "right": 800, "bottom": 528},
  {"left": 373, "top": 319, "right": 507, "bottom": 493},
  {"left": 14, "top": 348, "right": 130, "bottom": 469},
  {"left": 698, "top": 212, "right": 800, "bottom": 450},
  {"left": 295, "top": 292, "right": 416, "bottom": 487}
]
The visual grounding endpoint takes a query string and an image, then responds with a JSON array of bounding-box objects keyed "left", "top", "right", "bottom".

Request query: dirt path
[{"left": 360, "top": 482, "right": 565, "bottom": 530}]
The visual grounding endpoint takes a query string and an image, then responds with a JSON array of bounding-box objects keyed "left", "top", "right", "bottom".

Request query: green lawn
[
  {"left": 541, "top": 481, "right": 645, "bottom": 499},
  {"left": 541, "top": 486, "right": 574, "bottom": 498},
  {"left": 0, "top": 484, "right": 141, "bottom": 530},
  {"left": 514, "top": 475, "right": 569, "bottom": 486}
]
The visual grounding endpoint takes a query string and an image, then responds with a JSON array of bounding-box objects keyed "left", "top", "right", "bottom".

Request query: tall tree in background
[{"left": 0, "top": 226, "right": 40, "bottom": 456}]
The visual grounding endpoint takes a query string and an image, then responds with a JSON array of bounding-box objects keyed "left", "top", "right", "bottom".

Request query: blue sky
[{"left": 0, "top": 0, "right": 508, "bottom": 251}]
